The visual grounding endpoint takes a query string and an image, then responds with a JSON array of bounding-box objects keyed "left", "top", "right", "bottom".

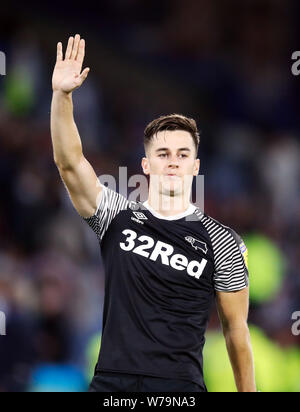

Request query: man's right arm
[{"left": 50, "top": 35, "right": 101, "bottom": 218}]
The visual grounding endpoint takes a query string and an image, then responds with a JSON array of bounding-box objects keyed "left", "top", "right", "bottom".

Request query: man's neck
[{"left": 146, "top": 190, "right": 192, "bottom": 217}]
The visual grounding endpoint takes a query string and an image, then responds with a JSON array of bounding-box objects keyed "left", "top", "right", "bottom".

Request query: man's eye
[
  {"left": 159, "top": 154, "right": 167, "bottom": 158},
  {"left": 179, "top": 154, "right": 188, "bottom": 158}
]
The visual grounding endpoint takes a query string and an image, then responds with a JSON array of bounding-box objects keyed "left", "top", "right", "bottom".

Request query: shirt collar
[{"left": 142, "top": 200, "right": 196, "bottom": 221}]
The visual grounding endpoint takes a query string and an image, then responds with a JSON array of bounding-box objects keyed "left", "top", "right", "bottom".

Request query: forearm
[
  {"left": 224, "top": 326, "right": 256, "bottom": 392},
  {"left": 50, "top": 90, "right": 83, "bottom": 169}
]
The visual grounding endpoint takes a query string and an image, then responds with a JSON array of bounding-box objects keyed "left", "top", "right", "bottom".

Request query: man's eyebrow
[
  {"left": 155, "top": 147, "right": 191, "bottom": 152},
  {"left": 155, "top": 148, "right": 168, "bottom": 152}
]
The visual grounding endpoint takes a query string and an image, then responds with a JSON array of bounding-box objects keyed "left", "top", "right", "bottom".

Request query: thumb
[
  {"left": 79, "top": 67, "right": 90, "bottom": 83},
  {"left": 74, "top": 68, "right": 90, "bottom": 87}
]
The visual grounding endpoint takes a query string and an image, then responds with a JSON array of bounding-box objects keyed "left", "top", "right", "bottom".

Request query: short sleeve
[
  {"left": 83, "top": 184, "right": 129, "bottom": 242},
  {"left": 213, "top": 229, "right": 249, "bottom": 292}
]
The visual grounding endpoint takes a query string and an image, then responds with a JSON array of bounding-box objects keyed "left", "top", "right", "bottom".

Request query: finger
[
  {"left": 79, "top": 67, "right": 90, "bottom": 83},
  {"left": 71, "top": 34, "right": 80, "bottom": 59},
  {"left": 65, "top": 36, "right": 74, "bottom": 59},
  {"left": 76, "top": 38, "right": 85, "bottom": 65},
  {"left": 56, "top": 42, "right": 63, "bottom": 62}
]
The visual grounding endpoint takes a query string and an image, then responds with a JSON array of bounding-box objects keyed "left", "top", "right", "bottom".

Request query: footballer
[{"left": 50, "top": 34, "right": 256, "bottom": 392}]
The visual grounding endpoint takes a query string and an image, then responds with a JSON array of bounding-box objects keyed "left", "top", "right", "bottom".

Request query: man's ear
[
  {"left": 142, "top": 157, "right": 150, "bottom": 175},
  {"left": 193, "top": 158, "right": 200, "bottom": 176}
]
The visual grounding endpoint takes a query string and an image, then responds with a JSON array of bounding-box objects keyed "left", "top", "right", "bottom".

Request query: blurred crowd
[{"left": 0, "top": 0, "right": 299, "bottom": 391}]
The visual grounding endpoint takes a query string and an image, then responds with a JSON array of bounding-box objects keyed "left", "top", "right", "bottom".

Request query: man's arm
[
  {"left": 51, "top": 34, "right": 101, "bottom": 218},
  {"left": 216, "top": 287, "right": 256, "bottom": 392}
]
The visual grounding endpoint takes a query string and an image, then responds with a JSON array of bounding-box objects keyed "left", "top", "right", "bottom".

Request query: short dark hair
[{"left": 144, "top": 114, "right": 200, "bottom": 156}]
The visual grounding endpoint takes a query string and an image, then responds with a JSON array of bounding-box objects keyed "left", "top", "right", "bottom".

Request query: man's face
[{"left": 142, "top": 130, "right": 200, "bottom": 197}]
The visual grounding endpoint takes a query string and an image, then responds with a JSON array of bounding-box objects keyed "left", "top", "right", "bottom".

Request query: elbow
[
  {"left": 222, "top": 321, "right": 250, "bottom": 339},
  {"left": 54, "top": 154, "right": 83, "bottom": 172},
  {"left": 53, "top": 156, "right": 61, "bottom": 168},
  {"left": 54, "top": 157, "right": 68, "bottom": 171}
]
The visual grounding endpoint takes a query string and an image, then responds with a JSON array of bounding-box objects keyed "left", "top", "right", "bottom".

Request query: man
[{"left": 51, "top": 34, "right": 256, "bottom": 392}]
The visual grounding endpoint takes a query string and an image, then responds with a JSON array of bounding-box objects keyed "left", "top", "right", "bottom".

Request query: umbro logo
[
  {"left": 185, "top": 236, "right": 208, "bottom": 254},
  {"left": 133, "top": 212, "right": 148, "bottom": 220},
  {"left": 131, "top": 211, "right": 148, "bottom": 225}
]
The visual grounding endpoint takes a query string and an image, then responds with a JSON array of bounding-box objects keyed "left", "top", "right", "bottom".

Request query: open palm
[{"left": 52, "top": 34, "right": 90, "bottom": 93}]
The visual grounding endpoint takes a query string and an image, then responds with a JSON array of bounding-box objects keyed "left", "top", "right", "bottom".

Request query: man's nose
[{"left": 168, "top": 154, "right": 179, "bottom": 167}]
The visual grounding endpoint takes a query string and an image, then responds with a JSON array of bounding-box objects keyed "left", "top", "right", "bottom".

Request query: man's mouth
[{"left": 165, "top": 174, "right": 180, "bottom": 179}]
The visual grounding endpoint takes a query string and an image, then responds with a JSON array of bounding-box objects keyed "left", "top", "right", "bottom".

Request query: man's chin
[{"left": 161, "top": 184, "right": 181, "bottom": 197}]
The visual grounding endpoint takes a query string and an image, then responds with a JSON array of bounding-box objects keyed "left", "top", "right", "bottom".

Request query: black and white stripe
[
  {"left": 199, "top": 213, "right": 249, "bottom": 292},
  {"left": 84, "top": 185, "right": 129, "bottom": 242}
]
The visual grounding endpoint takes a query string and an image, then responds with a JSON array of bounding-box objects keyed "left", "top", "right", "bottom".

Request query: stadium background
[{"left": 0, "top": 0, "right": 299, "bottom": 392}]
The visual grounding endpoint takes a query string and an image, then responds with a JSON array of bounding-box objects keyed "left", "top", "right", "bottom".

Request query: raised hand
[{"left": 52, "top": 34, "right": 90, "bottom": 93}]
